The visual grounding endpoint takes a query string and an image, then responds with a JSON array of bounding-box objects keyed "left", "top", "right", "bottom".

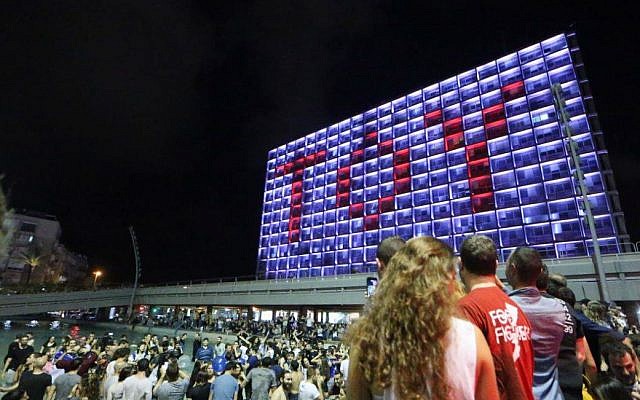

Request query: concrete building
[
  {"left": 257, "top": 32, "right": 630, "bottom": 279},
  {"left": 0, "top": 210, "right": 87, "bottom": 285}
]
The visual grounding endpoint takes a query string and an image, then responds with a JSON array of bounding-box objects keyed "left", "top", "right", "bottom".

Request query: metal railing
[{"left": 1, "top": 252, "right": 639, "bottom": 317}]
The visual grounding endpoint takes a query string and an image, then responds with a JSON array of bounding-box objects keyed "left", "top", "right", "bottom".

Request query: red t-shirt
[{"left": 458, "top": 286, "right": 535, "bottom": 400}]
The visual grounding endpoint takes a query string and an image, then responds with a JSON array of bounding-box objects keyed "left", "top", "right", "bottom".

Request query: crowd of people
[
  {"left": 143, "top": 313, "right": 349, "bottom": 344},
  {"left": 1, "top": 234, "right": 639, "bottom": 400},
  {"left": 345, "top": 235, "right": 640, "bottom": 400},
  {"left": 0, "top": 319, "right": 348, "bottom": 399}
]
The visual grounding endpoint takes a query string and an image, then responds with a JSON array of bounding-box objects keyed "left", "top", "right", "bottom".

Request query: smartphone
[{"left": 366, "top": 277, "right": 378, "bottom": 297}]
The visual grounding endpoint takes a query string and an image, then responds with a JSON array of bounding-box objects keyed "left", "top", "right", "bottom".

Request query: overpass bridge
[{"left": 1, "top": 253, "right": 639, "bottom": 317}]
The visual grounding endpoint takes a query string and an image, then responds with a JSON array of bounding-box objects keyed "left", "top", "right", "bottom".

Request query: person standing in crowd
[
  {"left": 289, "top": 360, "right": 303, "bottom": 400},
  {"left": 603, "top": 341, "right": 640, "bottom": 396},
  {"left": 186, "top": 371, "right": 211, "bottom": 400},
  {"left": 52, "top": 357, "right": 83, "bottom": 400},
  {"left": 570, "top": 295, "right": 625, "bottom": 374},
  {"left": 215, "top": 337, "right": 226, "bottom": 358},
  {"left": 210, "top": 361, "right": 242, "bottom": 400},
  {"left": 123, "top": 358, "right": 153, "bottom": 400},
  {"left": 346, "top": 236, "right": 498, "bottom": 399},
  {"left": 105, "top": 347, "right": 130, "bottom": 385},
  {"left": 506, "top": 247, "right": 568, "bottom": 400},
  {"left": 2, "top": 334, "right": 34, "bottom": 385},
  {"left": 327, "top": 371, "right": 346, "bottom": 399},
  {"left": 104, "top": 360, "right": 128, "bottom": 399},
  {"left": 242, "top": 357, "right": 277, "bottom": 400},
  {"left": 298, "top": 371, "right": 323, "bottom": 400},
  {"left": 39, "top": 336, "right": 57, "bottom": 355},
  {"left": 18, "top": 353, "right": 53, "bottom": 400},
  {"left": 271, "top": 371, "right": 294, "bottom": 400},
  {"left": 153, "top": 361, "right": 189, "bottom": 400},
  {"left": 129, "top": 342, "right": 149, "bottom": 363},
  {"left": 196, "top": 338, "right": 214, "bottom": 364},
  {"left": 543, "top": 273, "right": 590, "bottom": 400},
  {"left": 375, "top": 235, "right": 405, "bottom": 278},
  {"left": 192, "top": 333, "right": 202, "bottom": 363},
  {"left": 107, "top": 366, "right": 133, "bottom": 400},
  {"left": 457, "top": 235, "right": 534, "bottom": 400}
]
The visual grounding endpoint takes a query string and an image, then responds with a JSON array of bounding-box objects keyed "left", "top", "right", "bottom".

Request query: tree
[{"left": 18, "top": 245, "right": 45, "bottom": 285}]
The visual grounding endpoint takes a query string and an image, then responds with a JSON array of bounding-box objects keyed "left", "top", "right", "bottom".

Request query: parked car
[{"left": 25, "top": 320, "right": 39, "bottom": 328}]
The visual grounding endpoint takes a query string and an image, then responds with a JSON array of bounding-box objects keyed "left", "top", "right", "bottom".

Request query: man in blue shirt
[
  {"left": 506, "top": 247, "right": 567, "bottom": 400},
  {"left": 196, "top": 338, "right": 214, "bottom": 363},
  {"left": 211, "top": 361, "right": 241, "bottom": 400}
]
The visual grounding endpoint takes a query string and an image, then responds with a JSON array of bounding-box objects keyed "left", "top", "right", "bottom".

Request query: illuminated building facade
[{"left": 257, "top": 32, "right": 630, "bottom": 279}]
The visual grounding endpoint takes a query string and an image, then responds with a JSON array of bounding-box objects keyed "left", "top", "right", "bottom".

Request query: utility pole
[
  {"left": 552, "top": 84, "right": 610, "bottom": 302},
  {"left": 127, "top": 226, "right": 142, "bottom": 321}
]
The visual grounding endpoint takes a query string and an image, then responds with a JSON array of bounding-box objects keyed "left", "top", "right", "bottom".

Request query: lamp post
[
  {"left": 127, "top": 226, "right": 142, "bottom": 323},
  {"left": 552, "top": 83, "right": 610, "bottom": 302},
  {"left": 93, "top": 270, "right": 102, "bottom": 290}
]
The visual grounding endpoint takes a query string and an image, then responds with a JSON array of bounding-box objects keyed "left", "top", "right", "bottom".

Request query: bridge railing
[{"left": 1, "top": 253, "right": 639, "bottom": 313}]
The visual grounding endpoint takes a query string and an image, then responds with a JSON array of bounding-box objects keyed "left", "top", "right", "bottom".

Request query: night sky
[{"left": 1, "top": 2, "right": 638, "bottom": 284}]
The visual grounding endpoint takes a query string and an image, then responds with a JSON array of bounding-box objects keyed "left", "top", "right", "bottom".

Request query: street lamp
[{"left": 93, "top": 270, "right": 102, "bottom": 290}]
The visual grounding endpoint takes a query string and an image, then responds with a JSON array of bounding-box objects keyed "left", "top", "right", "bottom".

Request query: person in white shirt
[
  {"left": 123, "top": 359, "right": 152, "bottom": 400},
  {"left": 299, "top": 375, "right": 323, "bottom": 400},
  {"left": 104, "top": 361, "right": 127, "bottom": 400},
  {"left": 107, "top": 366, "right": 132, "bottom": 400},
  {"left": 338, "top": 357, "right": 349, "bottom": 385},
  {"left": 128, "top": 343, "right": 148, "bottom": 364}
]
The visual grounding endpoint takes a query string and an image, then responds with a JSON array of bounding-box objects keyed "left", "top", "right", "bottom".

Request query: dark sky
[{"left": 1, "top": 2, "right": 638, "bottom": 284}]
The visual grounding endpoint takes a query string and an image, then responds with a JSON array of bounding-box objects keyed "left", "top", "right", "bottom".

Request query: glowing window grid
[{"left": 257, "top": 33, "right": 621, "bottom": 279}]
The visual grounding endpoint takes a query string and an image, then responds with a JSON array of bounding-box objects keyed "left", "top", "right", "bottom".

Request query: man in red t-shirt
[{"left": 457, "top": 235, "right": 535, "bottom": 400}]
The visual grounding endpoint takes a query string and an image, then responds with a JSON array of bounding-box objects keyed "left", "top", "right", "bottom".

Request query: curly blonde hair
[{"left": 345, "top": 236, "right": 457, "bottom": 399}]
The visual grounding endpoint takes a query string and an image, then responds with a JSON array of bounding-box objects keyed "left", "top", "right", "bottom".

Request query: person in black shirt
[
  {"left": 191, "top": 333, "right": 201, "bottom": 362},
  {"left": 19, "top": 358, "right": 53, "bottom": 400},
  {"left": 1, "top": 335, "right": 33, "bottom": 385},
  {"left": 186, "top": 371, "right": 211, "bottom": 400},
  {"left": 1, "top": 353, "right": 53, "bottom": 400},
  {"left": 3, "top": 335, "right": 20, "bottom": 364},
  {"left": 2, "top": 389, "right": 28, "bottom": 400}
]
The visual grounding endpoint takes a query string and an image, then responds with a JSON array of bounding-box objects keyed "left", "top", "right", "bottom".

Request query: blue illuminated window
[
  {"left": 475, "top": 212, "right": 498, "bottom": 230},
  {"left": 519, "top": 184, "right": 546, "bottom": 204},
  {"left": 433, "top": 219, "right": 452, "bottom": 236},
  {"left": 491, "top": 154, "right": 514, "bottom": 172},
  {"left": 556, "top": 241, "right": 586, "bottom": 257},
  {"left": 454, "top": 215, "right": 474, "bottom": 233},
  {"left": 535, "top": 123, "right": 562, "bottom": 144},
  {"left": 525, "top": 78, "right": 550, "bottom": 100},
  {"left": 450, "top": 181, "right": 470, "bottom": 199},
  {"left": 500, "top": 227, "right": 526, "bottom": 247},
  {"left": 525, "top": 223, "right": 553, "bottom": 244},
  {"left": 497, "top": 208, "right": 522, "bottom": 227},
  {"left": 463, "top": 112, "right": 483, "bottom": 130},
  {"left": 493, "top": 171, "right": 516, "bottom": 190},
  {"left": 431, "top": 185, "right": 450, "bottom": 202},
  {"left": 522, "top": 203, "right": 549, "bottom": 224},
  {"left": 545, "top": 49, "right": 572, "bottom": 70},
  {"left": 545, "top": 179, "right": 574, "bottom": 200},
  {"left": 516, "top": 166, "right": 542, "bottom": 185},
  {"left": 495, "top": 188, "right": 520, "bottom": 209},
  {"left": 519, "top": 44, "right": 542, "bottom": 64}
]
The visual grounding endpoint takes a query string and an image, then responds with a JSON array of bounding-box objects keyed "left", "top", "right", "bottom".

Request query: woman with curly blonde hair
[{"left": 344, "top": 236, "right": 498, "bottom": 400}]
